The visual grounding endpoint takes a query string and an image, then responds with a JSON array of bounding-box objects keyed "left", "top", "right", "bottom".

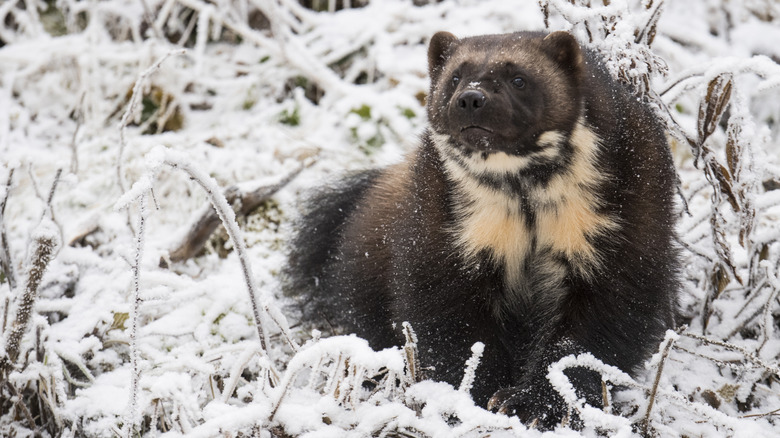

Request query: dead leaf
[{"left": 697, "top": 73, "right": 733, "bottom": 155}]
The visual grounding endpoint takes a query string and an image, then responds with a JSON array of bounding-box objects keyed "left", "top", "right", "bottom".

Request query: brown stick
[
  {"left": 0, "top": 223, "right": 59, "bottom": 381},
  {"left": 165, "top": 166, "right": 303, "bottom": 264},
  {"left": 402, "top": 322, "right": 421, "bottom": 384},
  {"left": 643, "top": 329, "right": 680, "bottom": 436}
]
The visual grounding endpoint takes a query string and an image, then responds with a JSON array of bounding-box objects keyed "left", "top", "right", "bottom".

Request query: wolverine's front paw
[
  {"left": 487, "top": 365, "right": 604, "bottom": 430},
  {"left": 487, "top": 386, "right": 570, "bottom": 430}
]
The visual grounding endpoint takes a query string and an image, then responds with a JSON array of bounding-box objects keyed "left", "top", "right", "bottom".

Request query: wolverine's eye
[
  {"left": 511, "top": 77, "right": 526, "bottom": 89},
  {"left": 452, "top": 76, "right": 461, "bottom": 86}
]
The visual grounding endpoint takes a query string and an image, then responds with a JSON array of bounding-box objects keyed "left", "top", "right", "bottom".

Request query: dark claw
[
  {"left": 487, "top": 387, "right": 514, "bottom": 412},
  {"left": 487, "top": 385, "right": 568, "bottom": 430},
  {"left": 498, "top": 405, "right": 513, "bottom": 416}
]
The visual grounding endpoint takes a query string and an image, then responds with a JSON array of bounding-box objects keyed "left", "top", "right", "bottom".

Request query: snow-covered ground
[{"left": 1, "top": 0, "right": 780, "bottom": 436}]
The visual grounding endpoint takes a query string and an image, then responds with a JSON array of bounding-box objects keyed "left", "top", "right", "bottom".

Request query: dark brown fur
[{"left": 284, "top": 31, "right": 679, "bottom": 429}]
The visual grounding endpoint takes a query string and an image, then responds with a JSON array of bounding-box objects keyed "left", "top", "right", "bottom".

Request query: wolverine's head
[{"left": 427, "top": 31, "right": 585, "bottom": 162}]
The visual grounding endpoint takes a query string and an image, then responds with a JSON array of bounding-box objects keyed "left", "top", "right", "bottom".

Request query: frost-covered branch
[
  {"left": 659, "top": 55, "right": 780, "bottom": 101},
  {"left": 642, "top": 329, "right": 679, "bottom": 435},
  {"left": 269, "top": 336, "right": 406, "bottom": 423},
  {"left": 116, "top": 146, "right": 299, "bottom": 354},
  {"left": 220, "top": 346, "right": 259, "bottom": 404},
  {"left": 546, "top": 353, "right": 636, "bottom": 437},
  {"left": 165, "top": 165, "right": 303, "bottom": 264},
  {"left": 541, "top": 0, "right": 668, "bottom": 96},
  {"left": 117, "top": 49, "right": 187, "bottom": 194},
  {"left": 402, "top": 321, "right": 421, "bottom": 386},
  {"left": 249, "top": 0, "right": 351, "bottom": 95},
  {"left": 546, "top": 347, "right": 766, "bottom": 436},
  {"left": 123, "top": 192, "right": 148, "bottom": 438},
  {"left": 0, "top": 217, "right": 61, "bottom": 380},
  {"left": 169, "top": 0, "right": 351, "bottom": 96},
  {"left": 681, "top": 331, "right": 780, "bottom": 377},
  {"left": 458, "top": 342, "right": 484, "bottom": 394}
]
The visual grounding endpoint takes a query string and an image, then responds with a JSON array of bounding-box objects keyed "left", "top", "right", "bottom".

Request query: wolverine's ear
[
  {"left": 541, "top": 31, "right": 584, "bottom": 79},
  {"left": 428, "top": 31, "right": 458, "bottom": 82}
]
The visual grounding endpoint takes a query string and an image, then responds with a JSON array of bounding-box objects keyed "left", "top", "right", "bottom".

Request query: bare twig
[
  {"left": 270, "top": 357, "right": 308, "bottom": 422},
  {"left": 138, "top": 0, "right": 162, "bottom": 39},
  {"left": 37, "top": 373, "right": 62, "bottom": 432},
  {"left": 676, "top": 234, "right": 715, "bottom": 262},
  {"left": 175, "top": 8, "right": 198, "bottom": 47},
  {"left": 69, "top": 93, "right": 85, "bottom": 175},
  {"left": 46, "top": 169, "right": 62, "bottom": 208},
  {"left": 658, "top": 72, "right": 703, "bottom": 97},
  {"left": 726, "top": 282, "right": 771, "bottom": 340},
  {"left": 43, "top": 169, "right": 63, "bottom": 233},
  {"left": 26, "top": 163, "right": 43, "bottom": 201},
  {"left": 1, "top": 297, "right": 8, "bottom": 335},
  {"left": 4, "top": 381, "right": 36, "bottom": 430},
  {"left": 741, "top": 407, "right": 780, "bottom": 419}
]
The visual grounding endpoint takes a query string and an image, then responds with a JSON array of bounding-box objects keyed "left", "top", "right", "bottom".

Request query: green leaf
[
  {"left": 109, "top": 312, "right": 130, "bottom": 332},
  {"left": 350, "top": 105, "right": 372, "bottom": 120}
]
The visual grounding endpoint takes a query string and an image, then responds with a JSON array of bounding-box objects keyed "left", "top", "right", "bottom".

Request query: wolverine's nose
[{"left": 457, "top": 90, "right": 486, "bottom": 111}]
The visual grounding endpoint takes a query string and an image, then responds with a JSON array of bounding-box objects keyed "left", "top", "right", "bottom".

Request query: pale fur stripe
[
  {"left": 432, "top": 132, "right": 560, "bottom": 176},
  {"left": 434, "top": 118, "right": 619, "bottom": 295}
]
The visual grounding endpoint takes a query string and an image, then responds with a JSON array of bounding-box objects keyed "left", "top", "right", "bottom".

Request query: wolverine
[{"left": 284, "top": 30, "right": 679, "bottom": 429}]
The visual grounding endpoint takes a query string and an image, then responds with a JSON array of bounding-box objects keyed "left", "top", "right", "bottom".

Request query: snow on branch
[
  {"left": 117, "top": 49, "right": 187, "bottom": 195},
  {"left": 164, "top": 165, "right": 304, "bottom": 264},
  {"left": 642, "top": 328, "right": 680, "bottom": 435},
  {"left": 458, "top": 341, "right": 484, "bottom": 395},
  {"left": 170, "top": 0, "right": 352, "bottom": 95},
  {"left": 402, "top": 321, "right": 421, "bottom": 386},
  {"left": 546, "top": 327, "right": 779, "bottom": 436},
  {"left": 0, "top": 216, "right": 61, "bottom": 381},
  {"left": 122, "top": 191, "right": 148, "bottom": 438},
  {"left": 546, "top": 353, "right": 637, "bottom": 437},
  {"left": 660, "top": 55, "right": 780, "bottom": 101},
  {"left": 681, "top": 330, "right": 780, "bottom": 377},
  {"left": 269, "top": 335, "right": 407, "bottom": 422},
  {"left": 115, "top": 146, "right": 299, "bottom": 356},
  {"left": 541, "top": 0, "right": 668, "bottom": 96}
]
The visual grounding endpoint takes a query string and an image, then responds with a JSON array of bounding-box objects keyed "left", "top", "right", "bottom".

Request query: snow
[
  {"left": 458, "top": 341, "right": 484, "bottom": 394},
  {"left": 1, "top": 0, "right": 780, "bottom": 437}
]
